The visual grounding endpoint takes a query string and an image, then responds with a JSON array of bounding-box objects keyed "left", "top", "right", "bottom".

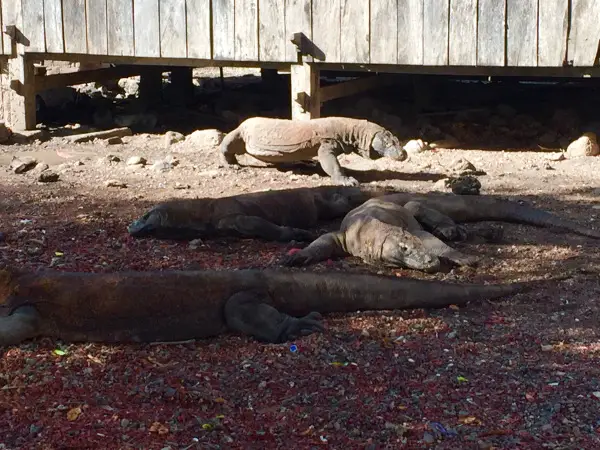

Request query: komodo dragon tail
[
  {"left": 266, "top": 271, "right": 565, "bottom": 315},
  {"left": 477, "top": 198, "right": 600, "bottom": 240}
]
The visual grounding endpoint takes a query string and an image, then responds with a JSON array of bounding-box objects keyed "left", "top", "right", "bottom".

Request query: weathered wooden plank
[
  {"left": 538, "top": 0, "right": 568, "bottom": 66},
  {"left": 449, "top": 0, "right": 477, "bottom": 66},
  {"left": 86, "top": 0, "right": 108, "bottom": 54},
  {"left": 312, "top": 0, "right": 341, "bottom": 63},
  {"left": 370, "top": 0, "right": 397, "bottom": 64},
  {"left": 259, "top": 0, "right": 285, "bottom": 61},
  {"left": 423, "top": 0, "right": 449, "bottom": 65},
  {"left": 212, "top": 0, "right": 234, "bottom": 59},
  {"left": 63, "top": 0, "right": 88, "bottom": 53},
  {"left": 21, "top": 0, "right": 45, "bottom": 52},
  {"left": 569, "top": 0, "right": 600, "bottom": 66},
  {"left": 186, "top": 0, "right": 211, "bottom": 59},
  {"left": 160, "top": 0, "right": 187, "bottom": 57},
  {"left": 477, "top": 0, "right": 506, "bottom": 66},
  {"left": 2, "top": 0, "right": 21, "bottom": 54},
  {"left": 398, "top": 0, "right": 423, "bottom": 65},
  {"left": 44, "top": 0, "right": 64, "bottom": 53},
  {"left": 107, "top": 0, "right": 134, "bottom": 56},
  {"left": 134, "top": 0, "right": 160, "bottom": 57},
  {"left": 506, "top": 0, "right": 538, "bottom": 66},
  {"left": 285, "top": 0, "right": 311, "bottom": 62},
  {"left": 235, "top": 0, "right": 258, "bottom": 61},
  {"left": 340, "top": 0, "right": 369, "bottom": 63}
]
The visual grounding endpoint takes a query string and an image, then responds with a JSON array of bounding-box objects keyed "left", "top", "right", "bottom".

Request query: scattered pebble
[
  {"left": 164, "top": 131, "right": 185, "bottom": 146},
  {"left": 126, "top": 156, "right": 147, "bottom": 166},
  {"left": 105, "top": 180, "right": 127, "bottom": 188},
  {"left": 10, "top": 156, "right": 38, "bottom": 174},
  {"left": 38, "top": 171, "right": 59, "bottom": 183}
]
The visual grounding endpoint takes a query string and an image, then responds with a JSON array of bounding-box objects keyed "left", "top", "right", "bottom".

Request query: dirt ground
[{"left": 1, "top": 78, "right": 600, "bottom": 449}]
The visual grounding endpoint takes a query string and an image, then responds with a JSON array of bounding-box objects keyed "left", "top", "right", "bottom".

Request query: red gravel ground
[{"left": 1, "top": 138, "right": 600, "bottom": 449}]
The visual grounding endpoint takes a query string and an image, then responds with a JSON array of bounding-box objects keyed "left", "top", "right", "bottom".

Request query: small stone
[
  {"left": 448, "top": 175, "right": 481, "bottom": 195},
  {"left": 449, "top": 157, "right": 477, "bottom": 173},
  {"left": 96, "top": 155, "right": 121, "bottom": 166},
  {"left": 541, "top": 344, "right": 554, "bottom": 352},
  {"left": 403, "top": 139, "right": 428, "bottom": 154},
  {"left": 0, "top": 232, "right": 5, "bottom": 243},
  {"left": 152, "top": 161, "right": 172, "bottom": 173},
  {"left": 107, "top": 136, "right": 123, "bottom": 145},
  {"left": 164, "top": 155, "right": 179, "bottom": 166},
  {"left": 105, "top": 180, "right": 127, "bottom": 188},
  {"left": 164, "top": 131, "right": 185, "bottom": 146},
  {"left": 189, "top": 239, "right": 203, "bottom": 250},
  {"left": 174, "top": 182, "right": 189, "bottom": 189},
  {"left": 126, "top": 156, "right": 146, "bottom": 166},
  {"left": 431, "top": 178, "right": 452, "bottom": 192},
  {"left": 447, "top": 331, "right": 457, "bottom": 339},
  {"left": 11, "top": 156, "right": 38, "bottom": 174},
  {"left": 38, "top": 171, "right": 59, "bottom": 183},
  {"left": 566, "top": 132, "right": 599, "bottom": 157},
  {"left": 120, "top": 418, "right": 130, "bottom": 428},
  {"left": 31, "top": 162, "right": 49, "bottom": 174}
]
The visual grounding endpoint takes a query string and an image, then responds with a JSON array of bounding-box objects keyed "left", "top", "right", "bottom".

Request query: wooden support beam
[
  {"left": 319, "top": 73, "right": 401, "bottom": 103},
  {"left": 4, "top": 55, "right": 36, "bottom": 130},
  {"left": 169, "top": 67, "right": 194, "bottom": 106},
  {"left": 34, "top": 65, "right": 153, "bottom": 92},
  {"left": 139, "top": 66, "right": 164, "bottom": 108},
  {"left": 290, "top": 61, "right": 320, "bottom": 120}
]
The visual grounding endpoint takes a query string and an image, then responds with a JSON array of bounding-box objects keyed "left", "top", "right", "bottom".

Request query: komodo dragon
[
  {"left": 127, "top": 185, "right": 393, "bottom": 242},
  {"left": 0, "top": 266, "right": 558, "bottom": 346},
  {"left": 219, "top": 117, "right": 408, "bottom": 186},
  {"left": 283, "top": 192, "right": 600, "bottom": 271}
]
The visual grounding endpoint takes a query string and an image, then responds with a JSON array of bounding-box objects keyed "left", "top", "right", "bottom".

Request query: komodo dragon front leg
[
  {"left": 318, "top": 140, "right": 360, "bottom": 187},
  {"left": 281, "top": 232, "right": 349, "bottom": 266},
  {"left": 224, "top": 291, "right": 324, "bottom": 343},
  {"left": 217, "top": 215, "right": 315, "bottom": 242},
  {"left": 0, "top": 306, "right": 41, "bottom": 347}
]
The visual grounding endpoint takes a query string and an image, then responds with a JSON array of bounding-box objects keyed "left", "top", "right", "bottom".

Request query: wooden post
[
  {"left": 169, "top": 67, "right": 194, "bottom": 107},
  {"left": 139, "top": 66, "right": 164, "bottom": 108},
  {"left": 290, "top": 61, "right": 320, "bottom": 120},
  {"left": 6, "top": 54, "right": 37, "bottom": 130}
]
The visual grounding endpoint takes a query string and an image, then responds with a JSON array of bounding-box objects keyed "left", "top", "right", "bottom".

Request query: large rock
[
  {"left": 179, "top": 129, "right": 226, "bottom": 153},
  {"left": 118, "top": 77, "right": 140, "bottom": 97},
  {"left": 566, "top": 132, "right": 600, "bottom": 157},
  {"left": 164, "top": 131, "right": 186, "bottom": 147},
  {"left": 10, "top": 156, "right": 37, "bottom": 174}
]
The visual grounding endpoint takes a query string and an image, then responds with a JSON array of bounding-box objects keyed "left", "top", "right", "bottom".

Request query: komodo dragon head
[
  {"left": 127, "top": 202, "right": 214, "bottom": 240},
  {"left": 370, "top": 130, "right": 407, "bottom": 162}
]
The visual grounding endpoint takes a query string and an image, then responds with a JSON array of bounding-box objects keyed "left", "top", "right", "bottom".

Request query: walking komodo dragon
[
  {"left": 283, "top": 192, "right": 600, "bottom": 271},
  {"left": 127, "top": 185, "right": 394, "bottom": 242},
  {"left": 0, "top": 266, "right": 561, "bottom": 347},
  {"left": 219, "top": 117, "right": 407, "bottom": 186}
]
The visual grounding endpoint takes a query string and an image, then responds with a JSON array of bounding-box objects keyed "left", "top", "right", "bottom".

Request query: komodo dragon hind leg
[
  {"left": 281, "top": 232, "right": 348, "bottom": 267},
  {"left": 317, "top": 140, "right": 359, "bottom": 186},
  {"left": 0, "top": 306, "right": 41, "bottom": 347},
  {"left": 411, "top": 229, "right": 480, "bottom": 267},
  {"left": 403, "top": 201, "right": 504, "bottom": 243},
  {"left": 403, "top": 201, "right": 468, "bottom": 241},
  {"left": 224, "top": 291, "right": 325, "bottom": 343},
  {"left": 217, "top": 215, "right": 315, "bottom": 242}
]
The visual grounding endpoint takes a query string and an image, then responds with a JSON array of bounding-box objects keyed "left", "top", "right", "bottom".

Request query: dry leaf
[
  {"left": 459, "top": 416, "right": 482, "bottom": 426},
  {"left": 67, "top": 407, "right": 82, "bottom": 421},
  {"left": 149, "top": 421, "right": 170, "bottom": 435},
  {"left": 449, "top": 304, "right": 460, "bottom": 311}
]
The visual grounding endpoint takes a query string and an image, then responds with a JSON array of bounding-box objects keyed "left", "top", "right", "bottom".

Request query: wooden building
[{"left": 1, "top": 0, "right": 599, "bottom": 130}]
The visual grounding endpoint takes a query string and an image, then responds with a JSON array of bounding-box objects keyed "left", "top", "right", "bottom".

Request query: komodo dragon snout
[
  {"left": 127, "top": 206, "right": 212, "bottom": 240},
  {"left": 371, "top": 130, "right": 407, "bottom": 161},
  {"left": 379, "top": 232, "right": 441, "bottom": 272}
]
